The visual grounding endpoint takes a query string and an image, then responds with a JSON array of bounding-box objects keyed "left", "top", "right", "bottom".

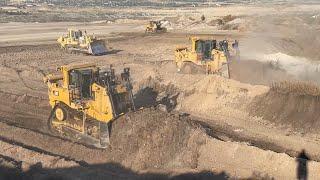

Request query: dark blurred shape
[{"left": 296, "top": 149, "right": 310, "bottom": 180}]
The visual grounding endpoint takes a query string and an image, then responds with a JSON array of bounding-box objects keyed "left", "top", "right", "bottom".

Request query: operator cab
[
  {"left": 69, "top": 69, "right": 94, "bottom": 100},
  {"left": 195, "top": 40, "right": 217, "bottom": 60},
  {"left": 218, "top": 40, "right": 230, "bottom": 58},
  {"left": 69, "top": 30, "right": 83, "bottom": 40},
  {"left": 155, "top": 21, "right": 162, "bottom": 29}
]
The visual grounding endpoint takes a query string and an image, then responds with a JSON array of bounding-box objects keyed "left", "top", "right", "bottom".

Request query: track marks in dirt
[
  {"left": 0, "top": 120, "right": 107, "bottom": 164},
  {"left": 0, "top": 133, "right": 87, "bottom": 166},
  {"left": 1, "top": 60, "right": 45, "bottom": 91}
]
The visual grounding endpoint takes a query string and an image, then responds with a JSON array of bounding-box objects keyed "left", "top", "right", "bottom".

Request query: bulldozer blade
[
  {"left": 48, "top": 122, "right": 109, "bottom": 149},
  {"left": 99, "top": 122, "right": 110, "bottom": 148},
  {"left": 60, "top": 125, "right": 108, "bottom": 149},
  {"left": 88, "top": 40, "right": 107, "bottom": 55},
  {"left": 220, "top": 63, "right": 230, "bottom": 78}
]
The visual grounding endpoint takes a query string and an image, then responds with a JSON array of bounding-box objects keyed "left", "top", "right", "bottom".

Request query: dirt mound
[
  {"left": 249, "top": 81, "right": 320, "bottom": 133},
  {"left": 172, "top": 75, "right": 268, "bottom": 118},
  {"left": 110, "top": 108, "right": 204, "bottom": 170},
  {"left": 207, "top": 15, "right": 245, "bottom": 30}
]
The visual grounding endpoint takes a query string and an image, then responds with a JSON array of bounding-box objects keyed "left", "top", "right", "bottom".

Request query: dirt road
[{"left": 0, "top": 22, "right": 143, "bottom": 46}]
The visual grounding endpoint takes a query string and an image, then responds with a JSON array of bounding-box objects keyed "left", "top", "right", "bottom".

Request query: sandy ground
[
  {"left": 1, "top": 3, "right": 320, "bottom": 180},
  {"left": 0, "top": 22, "right": 143, "bottom": 46}
]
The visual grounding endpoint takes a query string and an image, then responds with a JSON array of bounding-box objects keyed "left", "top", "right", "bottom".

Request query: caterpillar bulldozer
[
  {"left": 145, "top": 21, "right": 167, "bottom": 33},
  {"left": 44, "top": 63, "right": 134, "bottom": 148},
  {"left": 57, "top": 29, "right": 107, "bottom": 55},
  {"left": 174, "top": 37, "right": 240, "bottom": 78}
]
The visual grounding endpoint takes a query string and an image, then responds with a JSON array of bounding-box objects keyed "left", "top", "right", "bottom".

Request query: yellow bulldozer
[
  {"left": 174, "top": 37, "right": 240, "bottom": 78},
  {"left": 44, "top": 63, "right": 134, "bottom": 148},
  {"left": 145, "top": 21, "right": 167, "bottom": 33},
  {"left": 57, "top": 29, "right": 107, "bottom": 55}
]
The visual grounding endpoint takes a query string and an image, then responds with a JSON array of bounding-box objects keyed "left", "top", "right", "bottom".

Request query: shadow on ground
[
  {"left": 106, "top": 49, "right": 123, "bottom": 55},
  {"left": 0, "top": 162, "right": 228, "bottom": 180},
  {"left": 134, "top": 87, "right": 158, "bottom": 108},
  {"left": 134, "top": 86, "right": 179, "bottom": 112}
]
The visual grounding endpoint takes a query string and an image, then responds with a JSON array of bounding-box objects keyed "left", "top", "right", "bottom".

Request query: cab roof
[{"left": 60, "top": 63, "right": 96, "bottom": 71}]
